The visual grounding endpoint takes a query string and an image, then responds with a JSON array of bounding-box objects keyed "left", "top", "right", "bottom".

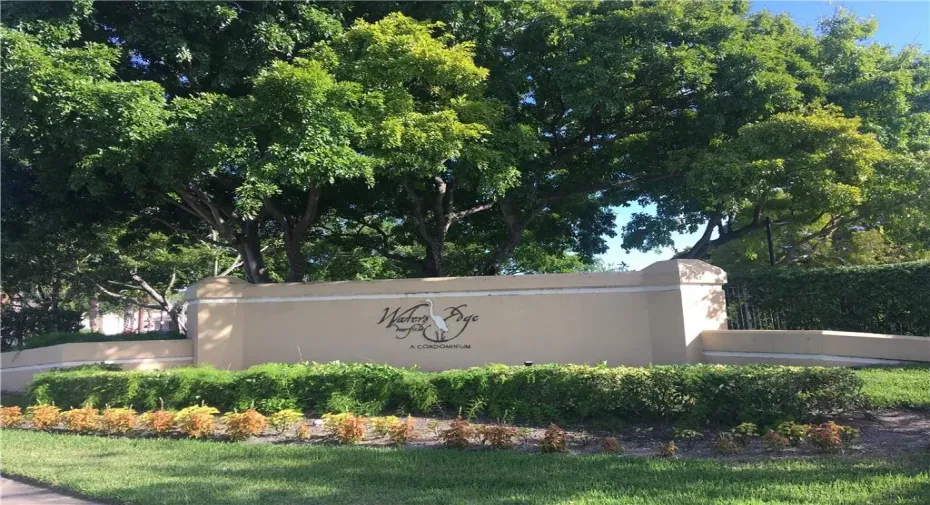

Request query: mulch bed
[{"left": 12, "top": 409, "right": 929, "bottom": 460}]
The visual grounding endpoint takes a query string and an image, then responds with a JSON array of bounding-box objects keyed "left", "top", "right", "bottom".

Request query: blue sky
[{"left": 599, "top": 0, "right": 930, "bottom": 270}]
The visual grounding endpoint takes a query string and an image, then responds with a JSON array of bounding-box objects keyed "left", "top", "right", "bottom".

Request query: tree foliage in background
[{"left": 2, "top": 0, "right": 928, "bottom": 319}]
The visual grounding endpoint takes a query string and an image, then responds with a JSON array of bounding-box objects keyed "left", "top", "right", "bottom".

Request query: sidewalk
[{"left": 0, "top": 476, "right": 103, "bottom": 505}]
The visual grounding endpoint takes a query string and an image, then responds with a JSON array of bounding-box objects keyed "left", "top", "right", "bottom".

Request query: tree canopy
[{"left": 2, "top": 0, "right": 928, "bottom": 328}]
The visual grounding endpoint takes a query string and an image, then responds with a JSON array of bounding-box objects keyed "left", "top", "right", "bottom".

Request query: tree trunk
[
  {"left": 88, "top": 296, "right": 100, "bottom": 332},
  {"left": 283, "top": 238, "right": 305, "bottom": 283},
  {"left": 238, "top": 220, "right": 272, "bottom": 283},
  {"left": 482, "top": 200, "right": 534, "bottom": 276},
  {"left": 423, "top": 241, "right": 445, "bottom": 277},
  {"left": 167, "top": 305, "right": 186, "bottom": 334}
]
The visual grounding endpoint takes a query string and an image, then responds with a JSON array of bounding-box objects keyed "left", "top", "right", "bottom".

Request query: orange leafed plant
[
  {"left": 295, "top": 422, "right": 312, "bottom": 441},
  {"left": 476, "top": 423, "right": 517, "bottom": 449},
  {"left": 26, "top": 405, "right": 61, "bottom": 431},
  {"left": 268, "top": 409, "right": 304, "bottom": 435},
  {"left": 807, "top": 421, "right": 852, "bottom": 452},
  {"left": 175, "top": 405, "right": 220, "bottom": 439},
  {"left": 322, "top": 413, "right": 366, "bottom": 444},
  {"left": 762, "top": 430, "right": 789, "bottom": 452},
  {"left": 386, "top": 415, "right": 417, "bottom": 445},
  {"left": 541, "top": 424, "right": 567, "bottom": 453},
  {"left": 60, "top": 405, "right": 100, "bottom": 433},
  {"left": 140, "top": 410, "right": 175, "bottom": 435},
  {"left": 0, "top": 406, "right": 23, "bottom": 428},
  {"left": 656, "top": 440, "right": 679, "bottom": 458},
  {"left": 439, "top": 417, "right": 474, "bottom": 449},
  {"left": 100, "top": 407, "right": 138, "bottom": 435},
  {"left": 601, "top": 436, "right": 622, "bottom": 454},
  {"left": 223, "top": 409, "right": 268, "bottom": 441}
]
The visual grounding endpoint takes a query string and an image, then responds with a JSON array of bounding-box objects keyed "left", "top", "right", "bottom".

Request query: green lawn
[
  {"left": 857, "top": 367, "right": 930, "bottom": 409},
  {"left": 2, "top": 430, "right": 928, "bottom": 505}
]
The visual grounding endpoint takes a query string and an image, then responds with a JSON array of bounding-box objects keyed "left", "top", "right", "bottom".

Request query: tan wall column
[
  {"left": 184, "top": 277, "right": 248, "bottom": 370},
  {"left": 643, "top": 260, "right": 728, "bottom": 364}
]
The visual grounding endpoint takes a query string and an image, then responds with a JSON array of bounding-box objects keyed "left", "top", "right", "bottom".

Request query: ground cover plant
[
  {"left": 3, "top": 430, "right": 928, "bottom": 505},
  {"left": 26, "top": 363, "right": 870, "bottom": 426}
]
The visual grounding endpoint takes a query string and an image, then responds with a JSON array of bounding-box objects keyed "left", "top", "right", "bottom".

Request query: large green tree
[{"left": 4, "top": 0, "right": 928, "bottom": 290}]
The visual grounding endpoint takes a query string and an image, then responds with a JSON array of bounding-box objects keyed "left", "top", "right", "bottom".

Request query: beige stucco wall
[
  {"left": 5, "top": 261, "right": 926, "bottom": 394},
  {"left": 1, "top": 340, "right": 194, "bottom": 392},
  {"left": 701, "top": 329, "right": 930, "bottom": 366},
  {"left": 185, "top": 260, "right": 729, "bottom": 371}
]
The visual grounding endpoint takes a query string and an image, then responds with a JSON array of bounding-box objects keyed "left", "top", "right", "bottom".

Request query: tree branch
[
  {"left": 96, "top": 284, "right": 162, "bottom": 310},
  {"left": 448, "top": 201, "right": 496, "bottom": 226}
]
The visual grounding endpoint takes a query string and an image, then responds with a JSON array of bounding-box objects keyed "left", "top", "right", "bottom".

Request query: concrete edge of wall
[
  {"left": 1, "top": 339, "right": 194, "bottom": 393},
  {"left": 701, "top": 329, "right": 930, "bottom": 366}
]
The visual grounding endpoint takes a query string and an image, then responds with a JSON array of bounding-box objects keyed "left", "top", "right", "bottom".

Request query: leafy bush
[
  {"left": 656, "top": 441, "right": 679, "bottom": 458},
  {"left": 730, "top": 422, "right": 759, "bottom": 447},
  {"left": 295, "top": 422, "right": 312, "bottom": 440},
  {"left": 601, "top": 436, "right": 622, "bottom": 454},
  {"left": 370, "top": 416, "right": 401, "bottom": 438},
  {"left": 50, "top": 363, "right": 123, "bottom": 373},
  {"left": 726, "top": 261, "right": 930, "bottom": 335},
  {"left": 385, "top": 416, "right": 417, "bottom": 445},
  {"left": 673, "top": 429, "right": 704, "bottom": 450},
  {"left": 776, "top": 421, "right": 810, "bottom": 446},
  {"left": 222, "top": 409, "right": 267, "bottom": 441},
  {"left": 0, "top": 406, "right": 24, "bottom": 428},
  {"left": 839, "top": 425, "right": 860, "bottom": 446},
  {"left": 714, "top": 433, "right": 740, "bottom": 455},
  {"left": 175, "top": 406, "right": 220, "bottom": 439},
  {"left": 140, "top": 410, "right": 175, "bottom": 435},
  {"left": 806, "top": 422, "right": 860, "bottom": 453},
  {"left": 268, "top": 409, "right": 304, "bottom": 435},
  {"left": 322, "top": 413, "right": 366, "bottom": 444},
  {"left": 18, "top": 330, "right": 184, "bottom": 351},
  {"left": 60, "top": 405, "right": 100, "bottom": 433},
  {"left": 28, "top": 363, "right": 864, "bottom": 426},
  {"left": 807, "top": 421, "right": 844, "bottom": 452},
  {"left": 541, "top": 424, "right": 567, "bottom": 453},
  {"left": 475, "top": 423, "right": 517, "bottom": 449},
  {"left": 369, "top": 415, "right": 416, "bottom": 445},
  {"left": 1, "top": 305, "right": 83, "bottom": 351},
  {"left": 439, "top": 417, "right": 474, "bottom": 449},
  {"left": 762, "top": 430, "right": 789, "bottom": 452},
  {"left": 100, "top": 407, "right": 137, "bottom": 434}
]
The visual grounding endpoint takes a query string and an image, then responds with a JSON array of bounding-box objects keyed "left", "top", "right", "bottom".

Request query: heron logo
[{"left": 377, "top": 299, "right": 478, "bottom": 348}]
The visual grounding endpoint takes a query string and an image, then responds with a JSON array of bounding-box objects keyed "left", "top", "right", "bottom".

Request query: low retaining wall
[
  {"left": 1, "top": 340, "right": 193, "bottom": 392},
  {"left": 4, "top": 260, "right": 926, "bottom": 393},
  {"left": 184, "top": 260, "right": 729, "bottom": 371},
  {"left": 701, "top": 329, "right": 930, "bottom": 366}
]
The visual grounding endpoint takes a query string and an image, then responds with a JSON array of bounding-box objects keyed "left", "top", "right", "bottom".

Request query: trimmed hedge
[
  {"left": 27, "top": 363, "right": 863, "bottom": 426},
  {"left": 16, "top": 330, "right": 185, "bottom": 351},
  {"left": 726, "top": 261, "right": 930, "bottom": 336}
]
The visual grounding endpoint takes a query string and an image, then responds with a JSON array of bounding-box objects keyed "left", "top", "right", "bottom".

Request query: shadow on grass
[{"left": 2, "top": 431, "right": 929, "bottom": 505}]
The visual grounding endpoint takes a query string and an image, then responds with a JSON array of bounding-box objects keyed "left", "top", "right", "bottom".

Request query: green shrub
[
  {"left": 27, "top": 362, "right": 863, "bottom": 426},
  {"left": 18, "top": 330, "right": 184, "bottom": 351},
  {"left": 1, "top": 306, "right": 83, "bottom": 351},
  {"left": 726, "top": 261, "right": 930, "bottom": 335}
]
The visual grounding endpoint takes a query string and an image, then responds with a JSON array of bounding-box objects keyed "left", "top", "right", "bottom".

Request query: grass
[
  {"left": 857, "top": 366, "right": 930, "bottom": 409},
  {"left": 2, "top": 430, "right": 929, "bottom": 505},
  {"left": 16, "top": 330, "right": 184, "bottom": 351}
]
